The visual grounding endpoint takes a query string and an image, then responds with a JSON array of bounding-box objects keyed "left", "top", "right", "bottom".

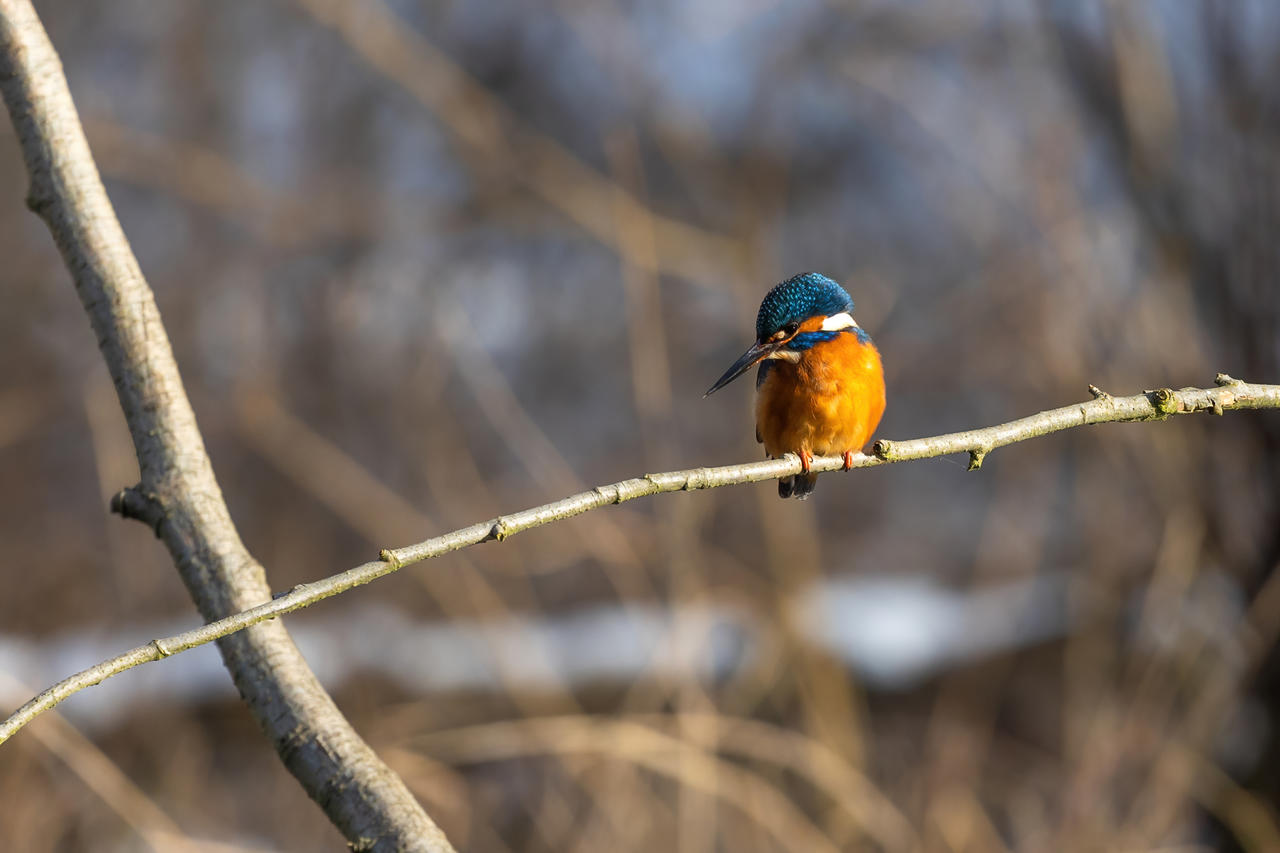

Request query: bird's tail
[{"left": 778, "top": 472, "right": 818, "bottom": 500}]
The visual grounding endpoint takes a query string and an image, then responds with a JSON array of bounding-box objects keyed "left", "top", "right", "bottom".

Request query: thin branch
[
  {"left": 0, "top": 1, "right": 451, "bottom": 849},
  {"left": 3, "top": 376, "right": 1277, "bottom": 747}
]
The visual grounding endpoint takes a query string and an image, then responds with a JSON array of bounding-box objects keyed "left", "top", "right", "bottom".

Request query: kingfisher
[{"left": 705, "top": 272, "right": 885, "bottom": 499}]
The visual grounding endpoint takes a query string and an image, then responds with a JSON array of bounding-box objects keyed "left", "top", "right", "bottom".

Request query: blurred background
[{"left": 2, "top": 0, "right": 1280, "bottom": 850}]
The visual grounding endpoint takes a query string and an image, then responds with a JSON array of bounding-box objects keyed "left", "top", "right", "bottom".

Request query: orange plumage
[
  {"left": 755, "top": 329, "right": 885, "bottom": 462},
  {"left": 756, "top": 324, "right": 884, "bottom": 497}
]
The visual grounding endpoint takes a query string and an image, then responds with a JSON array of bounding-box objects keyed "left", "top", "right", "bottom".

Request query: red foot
[
  {"left": 842, "top": 450, "right": 856, "bottom": 471},
  {"left": 797, "top": 449, "right": 813, "bottom": 475}
]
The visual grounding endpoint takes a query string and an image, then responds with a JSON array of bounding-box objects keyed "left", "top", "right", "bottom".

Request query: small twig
[
  {"left": 3, "top": 378, "right": 1278, "bottom": 746},
  {"left": 109, "top": 487, "right": 165, "bottom": 536}
]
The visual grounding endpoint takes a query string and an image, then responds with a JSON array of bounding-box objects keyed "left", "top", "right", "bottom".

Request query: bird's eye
[{"left": 783, "top": 322, "right": 799, "bottom": 336}]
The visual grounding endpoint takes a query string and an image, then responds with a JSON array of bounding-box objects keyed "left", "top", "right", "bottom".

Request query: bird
[{"left": 705, "top": 272, "right": 885, "bottom": 499}]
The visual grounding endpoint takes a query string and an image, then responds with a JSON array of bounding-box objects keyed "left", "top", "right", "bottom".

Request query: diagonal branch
[
  {"left": 3, "top": 376, "right": 1277, "bottom": 747},
  {"left": 0, "top": 1, "right": 451, "bottom": 849}
]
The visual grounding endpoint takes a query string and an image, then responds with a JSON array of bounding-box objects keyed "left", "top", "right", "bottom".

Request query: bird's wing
[
  {"left": 754, "top": 361, "right": 774, "bottom": 444},
  {"left": 755, "top": 360, "right": 775, "bottom": 389}
]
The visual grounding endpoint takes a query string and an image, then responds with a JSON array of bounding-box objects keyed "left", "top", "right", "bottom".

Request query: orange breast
[{"left": 755, "top": 333, "right": 885, "bottom": 459}]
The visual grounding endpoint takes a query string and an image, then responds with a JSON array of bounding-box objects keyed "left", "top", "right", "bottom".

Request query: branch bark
[
  {"left": 0, "top": 2, "right": 452, "bottom": 850},
  {"left": 3, "top": 376, "right": 1278, "bottom": 749}
]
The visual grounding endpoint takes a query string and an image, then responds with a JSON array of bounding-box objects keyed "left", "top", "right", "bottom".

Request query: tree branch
[
  {"left": 0, "top": 1, "right": 451, "bottom": 849},
  {"left": 3, "top": 376, "right": 1277, "bottom": 748}
]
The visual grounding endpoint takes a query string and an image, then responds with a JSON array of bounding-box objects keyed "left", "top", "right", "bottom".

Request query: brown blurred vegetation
[{"left": 2, "top": 0, "right": 1280, "bottom": 850}]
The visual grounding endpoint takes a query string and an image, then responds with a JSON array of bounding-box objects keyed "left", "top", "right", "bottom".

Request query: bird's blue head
[
  {"left": 705, "top": 273, "right": 864, "bottom": 396},
  {"left": 754, "top": 273, "right": 854, "bottom": 342}
]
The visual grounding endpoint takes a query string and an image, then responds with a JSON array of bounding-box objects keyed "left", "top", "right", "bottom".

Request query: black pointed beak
[{"left": 704, "top": 341, "right": 776, "bottom": 397}]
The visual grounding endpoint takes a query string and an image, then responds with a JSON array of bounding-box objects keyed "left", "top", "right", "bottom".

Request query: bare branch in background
[
  {"left": 294, "top": 0, "right": 750, "bottom": 289},
  {"left": 3, "top": 376, "right": 1277, "bottom": 747},
  {"left": 0, "top": 1, "right": 452, "bottom": 849}
]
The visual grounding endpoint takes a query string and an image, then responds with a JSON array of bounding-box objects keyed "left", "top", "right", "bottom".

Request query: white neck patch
[{"left": 820, "top": 312, "right": 858, "bottom": 332}]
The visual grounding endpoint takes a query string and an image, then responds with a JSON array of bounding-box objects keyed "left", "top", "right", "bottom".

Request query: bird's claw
[
  {"left": 798, "top": 449, "right": 813, "bottom": 474},
  {"left": 842, "top": 450, "right": 856, "bottom": 471}
]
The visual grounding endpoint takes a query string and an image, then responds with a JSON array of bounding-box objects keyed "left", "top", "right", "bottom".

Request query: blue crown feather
[{"left": 755, "top": 272, "right": 854, "bottom": 341}]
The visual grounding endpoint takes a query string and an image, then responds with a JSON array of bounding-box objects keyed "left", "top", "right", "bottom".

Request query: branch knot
[
  {"left": 109, "top": 486, "right": 167, "bottom": 537},
  {"left": 1148, "top": 388, "right": 1179, "bottom": 416},
  {"left": 25, "top": 189, "right": 51, "bottom": 216}
]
